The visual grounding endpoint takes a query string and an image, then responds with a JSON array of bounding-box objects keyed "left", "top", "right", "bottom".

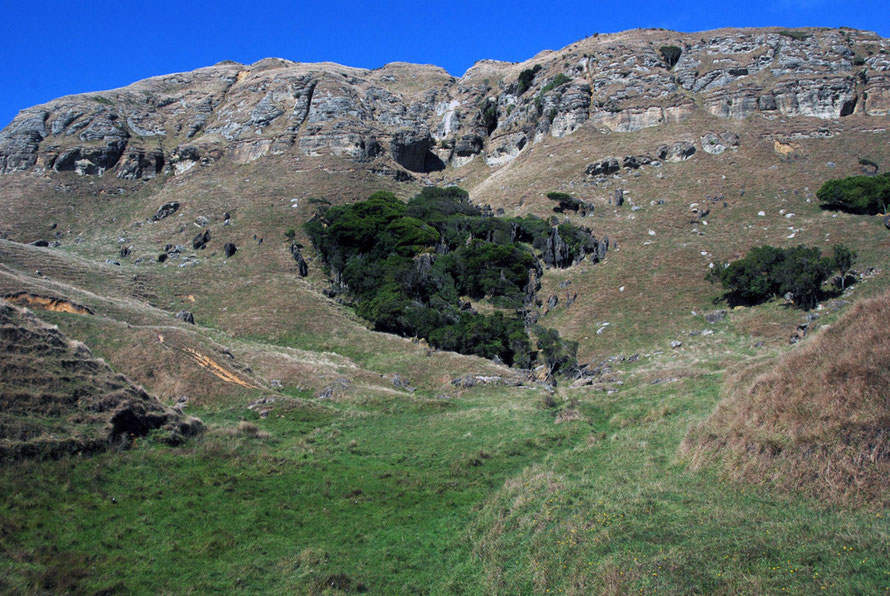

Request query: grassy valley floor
[{"left": 2, "top": 350, "right": 888, "bottom": 593}]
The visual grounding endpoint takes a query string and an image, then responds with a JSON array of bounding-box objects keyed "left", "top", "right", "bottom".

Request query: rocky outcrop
[
  {"left": 117, "top": 148, "right": 165, "bottom": 179},
  {"left": 1, "top": 27, "right": 888, "bottom": 178},
  {"left": 657, "top": 141, "right": 697, "bottom": 162},
  {"left": 391, "top": 129, "right": 434, "bottom": 172},
  {"left": 586, "top": 157, "right": 620, "bottom": 177},
  {"left": 152, "top": 201, "right": 180, "bottom": 221},
  {"left": 700, "top": 132, "right": 741, "bottom": 155}
]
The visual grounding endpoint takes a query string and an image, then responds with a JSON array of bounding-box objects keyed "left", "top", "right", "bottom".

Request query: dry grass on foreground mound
[{"left": 682, "top": 290, "right": 890, "bottom": 508}]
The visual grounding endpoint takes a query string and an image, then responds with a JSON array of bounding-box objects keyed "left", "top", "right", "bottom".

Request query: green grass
[
  {"left": 2, "top": 360, "right": 888, "bottom": 593},
  {"left": 0, "top": 386, "right": 590, "bottom": 593}
]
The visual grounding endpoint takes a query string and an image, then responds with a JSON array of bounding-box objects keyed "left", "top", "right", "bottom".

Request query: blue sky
[{"left": 1, "top": 0, "right": 888, "bottom": 128}]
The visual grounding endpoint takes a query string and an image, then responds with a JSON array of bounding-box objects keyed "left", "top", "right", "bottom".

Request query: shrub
[
  {"left": 546, "top": 192, "right": 583, "bottom": 213},
  {"left": 707, "top": 244, "right": 847, "bottom": 309},
  {"left": 478, "top": 99, "right": 498, "bottom": 134},
  {"left": 659, "top": 45, "right": 682, "bottom": 69},
  {"left": 535, "top": 327, "right": 579, "bottom": 377},
  {"left": 816, "top": 173, "right": 890, "bottom": 214},
  {"left": 778, "top": 29, "right": 811, "bottom": 41},
  {"left": 540, "top": 73, "right": 571, "bottom": 94},
  {"left": 831, "top": 244, "right": 858, "bottom": 288},
  {"left": 516, "top": 65, "right": 542, "bottom": 95}
]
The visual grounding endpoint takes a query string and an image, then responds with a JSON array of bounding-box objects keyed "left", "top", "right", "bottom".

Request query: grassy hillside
[
  {"left": 2, "top": 29, "right": 890, "bottom": 592},
  {"left": 683, "top": 289, "right": 890, "bottom": 508}
]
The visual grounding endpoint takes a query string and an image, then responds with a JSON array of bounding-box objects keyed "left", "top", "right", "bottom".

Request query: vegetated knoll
[
  {"left": 0, "top": 299, "right": 202, "bottom": 462},
  {"left": 682, "top": 288, "right": 890, "bottom": 507}
]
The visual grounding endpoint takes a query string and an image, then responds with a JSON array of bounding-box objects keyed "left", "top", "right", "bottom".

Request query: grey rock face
[
  {"left": 1, "top": 27, "right": 888, "bottom": 179},
  {"left": 543, "top": 227, "right": 571, "bottom": 269},
  {"left": 117, "top": 148, "right": 165, "bottom": 180},
  {"left": 52, "top": 139, "right": 128, "bottom": 175},
  {"left": 454, "top": 134, "right": 483, "bottom": 156},
  {"left": 390, "top": 129, "right": 432, "bottom": 172},
  {"left": 0, "top": 111, "right": 47, "bottom": 173},
  {"left": 550, "top": 83, "right": 591, "bottom": 137}
]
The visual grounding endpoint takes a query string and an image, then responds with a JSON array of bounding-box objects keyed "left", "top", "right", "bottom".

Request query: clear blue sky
[{"left": 1, "top": 0, "right": 888, "bottom": 128}]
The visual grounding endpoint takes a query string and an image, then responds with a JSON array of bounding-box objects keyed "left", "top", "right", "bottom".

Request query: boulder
[
  {"left": 700, "top": 131, "right": 741, "bottom": 155},
  {"left": 585, "top": 157, "right": 620, "bottom": 176},
  {"left": 391, "top": 374, "right": 416, "bottom": 393},
  {"left": 704, "top": 309, "right": 727, "bottom": 323},
  {"left": 175, "top": 310, "right": 195, "bottom": 324},
  {"left": 622, "top": 155, "right": 652, "bottom": 169},
  {"left": 613, "top": 189, "right": 625, "bottom": 207},
  {"left": 657, "top": 141, "right": 696, "bottom": 162},
  {"left": 152, "top": 201, "right": 180, "bottom": 221},
  {"left": 883, "top": 215, "right": 890, "bottom": 230},
  {"left": 290, "top": 243, "right": 309, "bottom": 277},
  {"left": 192, "top": 229, "right": 210, "bottom": 250},
  {"left": 223, "top": 242, "right": 237, "bottom": 258}
]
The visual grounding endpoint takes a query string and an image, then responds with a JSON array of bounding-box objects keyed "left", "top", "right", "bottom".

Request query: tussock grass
[{"left": 683, "top": 289, "right": 890, "bottom": 507}]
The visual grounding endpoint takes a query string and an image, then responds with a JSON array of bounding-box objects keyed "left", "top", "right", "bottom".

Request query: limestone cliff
[{"left": 1, "top": 27, "right": 888, "bottom": 178}]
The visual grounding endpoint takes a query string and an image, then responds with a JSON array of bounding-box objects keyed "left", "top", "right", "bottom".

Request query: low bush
[
  {"left": 516, "top": 65, "right": 542, "bottom": 95},
  {"left": 546, "top": 192, "right": 583, "bottom": 213},
  {"left": 659, "top": 45, "right": 682, "bottom": 68},
  {"left": 540, "top": 73, "right": 570, "bottom": 94}
]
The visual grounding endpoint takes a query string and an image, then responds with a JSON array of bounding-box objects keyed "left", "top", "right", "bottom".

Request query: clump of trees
[
  {"left": 304, "top": 187, "right": 592, "bottom": 371},
  {"left": 707, "top": 244, "right": 856, "bottom": 309},
  {"left": 817, "top": 172, "right": 889, "bottom": 214}
]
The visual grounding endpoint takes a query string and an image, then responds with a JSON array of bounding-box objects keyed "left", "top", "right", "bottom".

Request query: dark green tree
[{"left": 816, "top": 173, "right": 890, "bottom": 215}]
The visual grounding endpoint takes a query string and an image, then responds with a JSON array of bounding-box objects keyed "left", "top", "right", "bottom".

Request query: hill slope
[
  {"left": 1, "top": 26, "right": 890, "bottom": 593},
  {"left": 682, "top": 288, "right": 890, "bottom": 507},
  {"left": 0, "top": 299, "right": 202, "bottom": 461}
]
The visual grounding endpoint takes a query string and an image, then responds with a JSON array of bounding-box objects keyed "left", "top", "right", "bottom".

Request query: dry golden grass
[{"left": 682, "top": 289, "right": 890, "bottom": 507}]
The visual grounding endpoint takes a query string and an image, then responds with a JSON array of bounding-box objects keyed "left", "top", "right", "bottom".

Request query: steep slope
[
  {"left": 682, "top": 289, "right": 890, "bottom": 507},
  {"left": 0, "top": 299, "right": 202, "bottom": 461}
]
